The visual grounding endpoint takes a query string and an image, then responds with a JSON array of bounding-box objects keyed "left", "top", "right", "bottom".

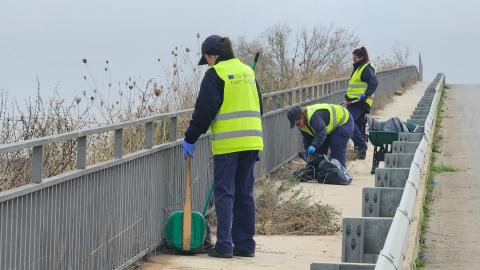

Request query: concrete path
[
  {"left": 424, "top": 85, "right": 480, "bottom": 269},
  {"left": 140, "top": 81, "right": 429, "bottom": 270}
]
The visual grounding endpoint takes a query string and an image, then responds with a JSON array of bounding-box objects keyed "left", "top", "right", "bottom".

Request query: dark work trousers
[
  {"left": 347, "top": 105, "right": 368, "bottom": 152},
  {"left": 318, "top": 116, "right": 355, "bottom": 167},
  {"left": 213, "top": 150, "right": 259, "bottom": 255}
]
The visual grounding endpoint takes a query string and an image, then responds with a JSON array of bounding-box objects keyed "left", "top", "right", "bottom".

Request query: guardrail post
[
  {"left": 144, "top": 121, "right": 153, "bottom": 149},
  {"left": 76, "top": 136, "right": 87, "bottom": 169},
  {"left": 288, "top": 92, "right": 293, "bottom": 106},
  {"left": 31, "top": 145, "right": 43, "bottom": 183},
  {"left": 362, "top": 188, "right": 404, "bottom": 218},
  {"left": 114, "top": 128, "right": 123, "bottom": 159},
  {"left": 281, "top": 93, "right": 286, "bottom": 108},
  {"left": 342, "top": 217, "right": 393, "bottom": 264},
  {"left": 392, "top": 142, "right": 420, "bottom": 154},
  {"left": 384, "top": 153, "right": 415, "bottom": 168},
  {"left": 375, "top": 168, "right": 410, "bottom": 188},
  {"left": 169, "top": 116, "right": 177, "bottom": 142},
  {"left": 343, "top": 218, "right": 364, "bottom": 263},
  {"left": 398, "top": 133, "right": 423, "bottom": 142}
]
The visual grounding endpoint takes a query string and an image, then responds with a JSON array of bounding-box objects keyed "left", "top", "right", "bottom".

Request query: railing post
[
  {"left": 31, "top": 145, "right": 43, "bottom": 183},
  {"left": 169, "top": 116, "right": 177, "bottom": 142},
  {"left": 262, "top": 97, "right": 268, "bottom": 113},
  {"left": 280, "top": 93, "right": 286, "bottom": 108},
  {"left": 114, "top": 128, "right": 123, "bottom": 159},
  {"left": 272, "top": 95, "right": 278, "bottom": 110},
  {"left": 288, "top": 91, "right": 293, "bottom": 106},
  {"left": 295, "top": 90, "right": 300, "bottom": 104},
  {"left": 144, "top": 121, "right": 153, "bottom": 149},
  {"left": 76, "top": 136, "right": 87, "bottom": 169}
]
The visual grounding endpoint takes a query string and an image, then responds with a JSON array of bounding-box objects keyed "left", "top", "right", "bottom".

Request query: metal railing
[{"left": 0, "top": 66, "right": 419, "bottom": 270}]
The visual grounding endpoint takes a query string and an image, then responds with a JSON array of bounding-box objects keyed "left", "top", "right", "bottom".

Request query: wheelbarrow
[{"left": 368, "top": 122, "right": 418, "bottom": 174}]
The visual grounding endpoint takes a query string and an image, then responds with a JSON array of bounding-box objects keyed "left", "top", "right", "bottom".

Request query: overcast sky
[{"left": 1, "top": 0, "right": 478, "bottom": 101}]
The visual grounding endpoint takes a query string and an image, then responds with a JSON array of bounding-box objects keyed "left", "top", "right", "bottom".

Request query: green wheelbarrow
[{"left": 368, "top": 122, "right": 418, "bottom": 174}]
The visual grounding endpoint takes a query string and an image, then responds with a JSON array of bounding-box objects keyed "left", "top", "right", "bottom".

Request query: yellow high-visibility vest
[
  {"left": 299, "top": 103, "right": 350, "bottom": 136},
  {"left": 210, "top": 58, "right": 264, "bottom": 155},
  {"left": 347, "top": 62, "right": 374, "bottom": 107}
]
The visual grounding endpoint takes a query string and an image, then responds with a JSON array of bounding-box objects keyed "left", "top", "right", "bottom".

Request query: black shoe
[
  {"left": 208, "top": 248, "right": 232, "bottom": 258},
  {"left": 233, "top": 248, "right": 255, "bottom": 257},
  {"left": 356, "top": 150, "right": 366, "bottom": 160}
]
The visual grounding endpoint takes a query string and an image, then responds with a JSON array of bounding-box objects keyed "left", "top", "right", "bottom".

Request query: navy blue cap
[
  {"left": 287, "top": 106, "right": 303, "bottom": 128},
  {"left": 198, "top": 35, "right": 224, "bottom": 65}
]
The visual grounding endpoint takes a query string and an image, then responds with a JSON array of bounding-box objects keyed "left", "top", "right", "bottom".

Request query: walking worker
[
  {"left": 181, "top": 35, "right": 263, "bottom": 258},
  {"left": 345, "top": 47, "right": 378, "bottom": 159},
  {"left": 287, "top": 103, "right": 354, "bottom": 167}
]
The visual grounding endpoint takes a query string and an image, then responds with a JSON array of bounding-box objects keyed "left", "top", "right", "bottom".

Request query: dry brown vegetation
[
  {"left": 235, "top": 23, "right": 360, "bottom": 92},
  {"left": 254, "top": 160, "right": 341, "bottom": 235},
  {"left": 203, "top": 158, "right": 341, "bottom": 236},
  {"left": 1, "top": 24, "right": 411, "bottom": 196}
]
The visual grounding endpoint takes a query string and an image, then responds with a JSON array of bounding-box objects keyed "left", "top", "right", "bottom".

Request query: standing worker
[
  {"left": 181, "top": 35, "right": 263, "bottom": 258},
  {"left": 345, "top": 47, "right": 378, "bottom": 159},
  {"left": 287, "top": 103, "right": 354, "bottom": 167}
]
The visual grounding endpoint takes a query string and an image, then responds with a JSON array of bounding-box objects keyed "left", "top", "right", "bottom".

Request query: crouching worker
[{"left": 287, "top": 103, "right": 354, "bottom": 167}]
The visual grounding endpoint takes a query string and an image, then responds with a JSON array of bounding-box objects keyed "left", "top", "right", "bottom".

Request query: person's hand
[
  {"left": 307, "top": 145, "right": 316, "bottom": 154},
  {"left": 181, "top": 140, "right": 195, "bottom": 159},
  {"left": 360, "top": 94, "right": 367, "bottom": 102}
]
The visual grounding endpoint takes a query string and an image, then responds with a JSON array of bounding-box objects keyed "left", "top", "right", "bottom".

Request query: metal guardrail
[
  {"left": 375, "top": 74, "right": 445, "bottom": 269},
  {"left": 0, "top": 66, "right": 419, "bottom": 270}
]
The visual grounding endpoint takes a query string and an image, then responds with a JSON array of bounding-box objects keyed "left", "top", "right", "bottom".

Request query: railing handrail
[
  {"left": 0, "top": 65, "right": 417, "bottom": 155},
  {"left": 0, "top": 108, "right": 193, "bottom": 154}
]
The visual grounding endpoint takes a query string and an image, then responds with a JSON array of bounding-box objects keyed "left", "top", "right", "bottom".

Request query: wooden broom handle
[{"left": 182, "top": 156, "right": 192, "bottom": 251}]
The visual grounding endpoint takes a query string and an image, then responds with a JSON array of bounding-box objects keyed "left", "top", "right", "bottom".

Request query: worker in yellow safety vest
[
  {"left": 287, "top": 103, "right": 354, "bottom": 167},
  {"left": 182, "top": 35, "right": 263, "bottom": 258},
  {"left": 344, "top": 47, "right": 378, "bottom": 159}
]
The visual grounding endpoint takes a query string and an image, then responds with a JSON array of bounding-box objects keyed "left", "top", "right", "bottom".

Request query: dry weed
[{"left": 205, "top": 157, "right": 341, "bottom": 236}]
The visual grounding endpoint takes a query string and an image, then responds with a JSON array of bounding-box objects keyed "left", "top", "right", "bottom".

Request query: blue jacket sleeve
[
  {"left": 308, "top": 111, "right": 328, "bottom": 148},
  {"left": 301, "top": 131, "right": 313, "bottom": 150},
  {"left": 361, "top": 66, "right": 378, "bottom": 97},
  {"left": 184, "top": 68, "right": 223, "bottom": 144}
]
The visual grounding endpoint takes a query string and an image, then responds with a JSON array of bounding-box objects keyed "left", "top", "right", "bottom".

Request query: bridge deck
[{"left": 139, "top": 81, "right": 430, "bottom": 270}]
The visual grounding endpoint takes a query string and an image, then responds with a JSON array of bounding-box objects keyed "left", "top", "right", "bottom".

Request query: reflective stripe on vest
[
  {"left": 299, "top": 103, "right": 350, "bottom": 135},
  {"left": 214, "top": 110, "right": 261, "bottom": 121},
  {"left": 347, "top": 62, "right": 374, "bottom": 107},
  {"left": 211, "top": 130, "right": 263, "bottom": 140},
  {"left": 210, "top": 58, "right": 264, "bottom": 155}
]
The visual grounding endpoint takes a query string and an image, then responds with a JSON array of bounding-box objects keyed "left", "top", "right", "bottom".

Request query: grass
[{"left": 430, "top": 165, "right": 460, "bottom": 173}]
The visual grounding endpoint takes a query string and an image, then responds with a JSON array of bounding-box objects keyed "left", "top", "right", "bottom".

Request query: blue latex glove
[
  {"left": 360, "top": 94, "right": 367, "bottom": 102},
  {"left": 181, "top": 140, "right": 195, "bottom": 159},
  {"left": 307, "top": 145, "right": 316, "bottom": 154}
]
